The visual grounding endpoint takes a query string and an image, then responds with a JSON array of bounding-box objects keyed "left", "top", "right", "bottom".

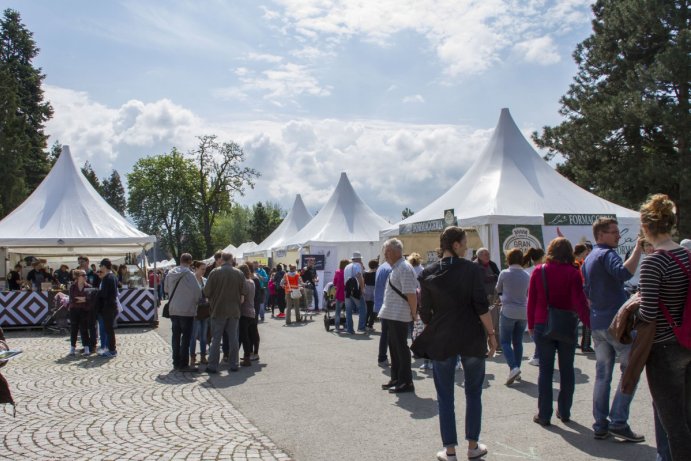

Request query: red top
[
  {"left": 527, "top": 262, "right": 590, "bottom": 330},
  {"left": 333, "top": 269, "right": 345, "bottom": 302}
]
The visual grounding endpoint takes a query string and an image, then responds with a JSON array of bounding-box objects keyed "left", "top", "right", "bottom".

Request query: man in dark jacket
[{"left": 97, "top": 258, "right": 119, "bottom": 357}]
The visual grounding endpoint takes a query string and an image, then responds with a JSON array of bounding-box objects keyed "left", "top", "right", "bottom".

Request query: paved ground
[
  {"left": 2, "top": 309, "right": 659, "bottom": 461},
  {"left": 0, "top": 328, "right": 290, "bottom": 461}
]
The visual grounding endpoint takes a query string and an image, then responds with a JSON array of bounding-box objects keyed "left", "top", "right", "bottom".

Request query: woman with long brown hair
[{"left": 527, "top": 237, "right": 589, "bottom": 426}]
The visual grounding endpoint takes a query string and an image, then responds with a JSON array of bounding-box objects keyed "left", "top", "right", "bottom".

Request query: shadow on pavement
[
  {"left": 392, "top": 393, "right": 438, "bottom": 420},
  {"left": 542, "top": 420, "right": 657, "bottom": 460},
  {"left": 201, "top": 363, "right": 268, "bottom": 389}
]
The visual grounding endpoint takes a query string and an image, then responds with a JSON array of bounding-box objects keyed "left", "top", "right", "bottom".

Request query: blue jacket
[
  {"left": 374, "top": 262, "right": 392, "bottom": 313},
  {"left": 582, "top": 244, "right": 633, "bottom": 330}
]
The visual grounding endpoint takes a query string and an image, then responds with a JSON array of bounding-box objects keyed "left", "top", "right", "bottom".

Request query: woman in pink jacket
[
  {"left": 527, "top": 237, "right": 589, "bottom": 426},
  {"left": 333, "top": 259, "right": 348, "bottom": 331}
]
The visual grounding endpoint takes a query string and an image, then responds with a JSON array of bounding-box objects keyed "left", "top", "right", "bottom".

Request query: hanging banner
[
  {"left": 544, "top": 213, "right": 616, "bottom": 226},
  {"left": 300, "top": 254, "right": 325, "bottom": 271},
  {"left": 498, "top": 225, "right": 544, "bottom": 268}
]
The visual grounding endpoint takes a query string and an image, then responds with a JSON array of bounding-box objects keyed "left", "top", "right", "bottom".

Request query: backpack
[
  {"left": 345, "top": 276, "right": 361, "bottom": 299},
  {"left": 655, "top": 249, "right": 691, "bottom": 349}
]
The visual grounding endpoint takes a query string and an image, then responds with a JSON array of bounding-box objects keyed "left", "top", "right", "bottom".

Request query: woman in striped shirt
[{"left": 638, "top": 194, "right": 691, "bottom": 460}]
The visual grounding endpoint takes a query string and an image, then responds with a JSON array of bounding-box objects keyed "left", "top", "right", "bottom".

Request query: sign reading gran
[{"left": 544, "top": 213, "right": 617, "bottom": 226}]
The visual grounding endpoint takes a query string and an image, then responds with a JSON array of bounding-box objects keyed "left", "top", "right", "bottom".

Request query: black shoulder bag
[
  {"left": 161, "top": 277, "right": 183, "bottom": 319},
  {"left": 541, "top": 266, "right": 579, "bottom": 343}
]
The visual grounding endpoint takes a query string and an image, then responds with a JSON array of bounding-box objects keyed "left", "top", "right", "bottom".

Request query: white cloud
[
  {"left": 44, "top": 85, "right": 498, "bottom": 222},
  {"left": 219, "top": 62, "right": 332, "bottom": 105},
  {"left": 246, "top": 52, "right": 284, "bottom": 63},
  {"left": 270, "top": 0, "right": 591, "bottom": 77},
  {"left": 402, "top": 94, "right": 425, "bottom": 103},
  {"left": 514, "top": 36, "right": 561, "bottom": 65}
]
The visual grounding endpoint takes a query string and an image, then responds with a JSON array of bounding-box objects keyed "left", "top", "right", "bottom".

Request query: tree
[
  {"left": 189, "top": 135, "right": 259, "bottom": 255},
  {"left": 81, "top": 161, "right": 101, "bottom": 193},
  {"left": 402, "top": 207, "right": 415, "bottom": 219},
  {"left": 248, "top": 201, "right": 284, "bottom": 244},
  {"left": 101, "top": 170, "right": 126, "bottom": 216},
  {"left": 0, "top": 63, "right": 26, "bottom": 217},
  {"left": 0, "top": 9, "right": 53, "bottom": 200},
  {"left": 211, "top": 205, "right": 251, "bottom": 250},
  {"left": 533, "top": 0, "right": 690, "bottom": 235},
  {"left": 47, "top": 140, "right": 61, "bottom": 167},
  {"left": 127, "top": 150, "right": 201, "bottom": 260}
]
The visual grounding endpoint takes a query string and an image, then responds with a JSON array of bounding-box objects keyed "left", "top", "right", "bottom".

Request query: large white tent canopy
[
  {"left": 386, "top": 108, "right": 639, "bottom": 264},
  {"left": 280, "top": 172, "right": 389, "bottom": 261},
  {"left": 247, "top": 194, "right": 312, "bottom": 256},
  {"left": 0, "top": 145, "right": 155, "bottom": 256}
]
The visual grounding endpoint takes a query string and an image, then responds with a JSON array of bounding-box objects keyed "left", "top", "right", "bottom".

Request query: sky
[{"left": 4, "top": 0, "right": 595, "bottom": 223}]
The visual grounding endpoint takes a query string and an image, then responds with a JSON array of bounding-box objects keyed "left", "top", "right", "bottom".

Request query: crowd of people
[{"left": 1, "top": 193, "right": 689, "bottom": 460}]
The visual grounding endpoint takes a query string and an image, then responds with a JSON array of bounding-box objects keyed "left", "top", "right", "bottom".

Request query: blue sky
[{"left": 4, "top": 0, "right": 595, "bottom": 222}]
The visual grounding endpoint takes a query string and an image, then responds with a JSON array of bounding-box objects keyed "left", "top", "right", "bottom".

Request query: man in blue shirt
[
  {"left": 374, "top": 260, "right": 392, "bottom": 365},
  {"left": 582, "top": 217, "right": 643, "bottom": 442}
]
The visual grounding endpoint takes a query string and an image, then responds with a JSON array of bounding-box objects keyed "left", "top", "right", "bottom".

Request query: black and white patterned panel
[
  {"left": 117, "top": 288, "right": 156, "bottom": 324},
  {"left": 0, "top": 291, "right": 50, "bottom": 327}
]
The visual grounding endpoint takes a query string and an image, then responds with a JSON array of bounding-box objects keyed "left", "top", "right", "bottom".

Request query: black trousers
[
  {"left": 171, "top": 315, "right": 194, "bottom": 368},
  {"left": 87, "top": 307, "right": 98, "bottom": 350},
  {"left": 239, "top": 316, "right": 260, "bottom": 357},
  {"left": 386, "top": 319, "right": 412, "bottom": 385},
  {"left": 366, "top": 301, "right": 376, "bottom": 328},
  {"left": 101, "top": 307, "right": 117, "bottom": 353},
  {"left": 69, "top": 308, "right": 90, "bottom": 348},
  {"left": 276, "top": 288, "right": 286, "bottom": 313}
]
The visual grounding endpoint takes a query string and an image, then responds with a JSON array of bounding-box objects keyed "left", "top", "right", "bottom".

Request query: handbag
[
  {"left": 161, "top": 277, "right": 183, "bottom": 319},
  {"left": 541, "top": 266, "right": 579, "bottom": 343},
  {"left": 196, "top": 301, "right": 210, "bottom": 320}
]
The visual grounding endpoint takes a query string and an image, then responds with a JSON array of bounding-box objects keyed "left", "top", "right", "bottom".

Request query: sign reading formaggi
[
  {"left": 544, "top": 213, "right": 616, "bottom": 226},
  {"left": 498, "top": 225, "right": 544, "bottom": 268}
]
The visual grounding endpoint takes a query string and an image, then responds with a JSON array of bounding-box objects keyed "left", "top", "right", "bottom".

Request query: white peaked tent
[
  {"left": 386, "top": 108, "right": 640, "bottom": 265},
  {"left": 246, "top": 194, "right": 312, "bottom": 258},
  {"left": 0, "top": 145, "right": 156, "bottom": 258},
  {"left": 234, "top": 241, "right": 258, "bottom": 262},
  {"left": 202, "top": 242, "right": 238, "bottom": 265},
  {"left": 279, "top": 172, "right": 390, "bottom": 265}
]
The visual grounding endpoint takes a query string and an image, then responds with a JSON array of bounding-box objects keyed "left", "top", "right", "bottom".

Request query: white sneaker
[
  {"left": 528, "top": 357, "right": 540, "bottom": 366},
  {"left": 68, "top": 347, "right": 76, "bottom": 356},
  {"left": 82, "top": 346, "right": 90, "bottom": 356},
  {"left": 436, "top": 449, "right": 457, "bottom": 461},
  {"left": 506, "top": 367, "right": 521, "bottom": 385},
  {"left": 250, "top": 354, "right": 259, "bottom": 361},
  {"left": 419, "top": 362, "right": 428, "bottom": 370},
  {"left": 467, "top": 443, "right": 488, "bottom": 459}
]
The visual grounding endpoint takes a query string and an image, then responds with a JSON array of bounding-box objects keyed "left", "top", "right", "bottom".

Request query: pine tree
[
  {"left": 101, "top": 170, "right": 127, "bottom": 216},
  {"left": 534, "top": 0, "right": 690, "bottom": 235},
  {"left": 0, "top": 9, "right": 53, "bottom": 203},
  {"left": 81, "top": 161, "right": 101, "bottom": 193},
  {"left": 0, "top": 63, "right": 26, "bottom": 217}
]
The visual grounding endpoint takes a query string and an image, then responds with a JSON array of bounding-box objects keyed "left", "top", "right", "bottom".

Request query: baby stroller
[
  {"left": 323, "top": 283, "right": 345, "bottom": 331},
  {"left": 42, "top": 292, "right": 70, "bottom": 334}
]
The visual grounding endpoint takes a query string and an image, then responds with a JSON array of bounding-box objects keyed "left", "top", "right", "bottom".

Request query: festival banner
[{"left": 498, "top": 225, "right": 545, "bottom": 268}]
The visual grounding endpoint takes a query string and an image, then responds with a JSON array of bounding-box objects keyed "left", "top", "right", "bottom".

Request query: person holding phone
[{"left": 68, "top": 270, "right": 92, "bottom": 356}]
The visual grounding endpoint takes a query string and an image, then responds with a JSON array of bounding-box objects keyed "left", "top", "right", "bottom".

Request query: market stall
[{"left": 0, "top": 146, "right": 157, "bottom": 327}]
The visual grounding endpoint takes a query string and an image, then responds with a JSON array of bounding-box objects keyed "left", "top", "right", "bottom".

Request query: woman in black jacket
[{"left": 412, "top": 227, "right": 497, "bottom": 461}]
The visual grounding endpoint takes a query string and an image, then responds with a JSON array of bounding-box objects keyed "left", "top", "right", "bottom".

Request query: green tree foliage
[
  {"left": 0, "top": 63, "right": 26, "bottom": 217},
  {"left": 189, "top": 135, "right": 259, "bottom": 256},
  {"left": 81, "top": 161, "right": 101, "bottom": 193},
  {"left": 211, "top": 205, "right": 251, "bottom": 251},
  {"left": 401, "top": 207, "right": 414, "bottom": 219},
  {"left": 101, "top": 170, "right": 127, "bottom": 216},
  {"left": 533, "top": 0, "right": 690, "bottom": 235},
  {"left": 0, "top": 9, "right": 53, "bottom": 209},
  {"left": 127, "top": 150, "right": 201, "bottom": 260},
  {"left": 249, "top": 201, "right": 284, "bottom": 244}
]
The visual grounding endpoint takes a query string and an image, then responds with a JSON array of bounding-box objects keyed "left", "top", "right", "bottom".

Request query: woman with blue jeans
[
  {"left": 411, "top": 227, "right": 497, "bottom": 461},
  {"left": 189, "top": 261, "right": 208, "bottom": 366},
  {"left": 496, "top": 248, "right": 530, "bottom": 385},
  {"left": 527, "top": 237, "right": 589, "bottom": 426}
]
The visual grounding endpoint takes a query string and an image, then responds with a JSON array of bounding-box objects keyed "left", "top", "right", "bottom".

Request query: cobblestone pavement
[{"left": 0, "top": 328, "right": 292, "bottom": 461}]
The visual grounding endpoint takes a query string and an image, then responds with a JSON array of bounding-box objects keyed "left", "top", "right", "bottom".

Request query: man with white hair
[
  {"left": 475, "top": 247, "right": 501, "bottom": 348},
  {"left": 343, "top": 251, "right": 367, "bottom": 334},
  {"left": 379, "top": 238, "right": 418, "bottom": 394}
]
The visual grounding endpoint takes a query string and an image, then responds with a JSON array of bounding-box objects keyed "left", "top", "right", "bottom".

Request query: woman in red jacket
[{"left": 527, "top": 237, "right": 589, "bottom": 426}]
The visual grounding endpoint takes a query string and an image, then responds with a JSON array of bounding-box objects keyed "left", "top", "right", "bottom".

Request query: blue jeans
[
  {"left": 534, "top": 323, "right": 576, "bottom": 420},
  {"left": 654, "top": 403, "right": 672, "bottom": 461},
  {"left": 97, "top": 314, "right": 108, "bottom": 350},
  {"left": 189, "top": 318, "right": 209, "bottom": 356},
  {"left": 334, "top": 300, "right": 344, "bottom": 329},
  {"left": 433, "top": 355, "right": 485, "bottom": 446},
  {"left": 344, "top": 297, "right": 366, "bottom": 333},
  {"left": 591, "top": 328, "right": 635, "bottom": 432},
  {"left": 499, "top": 314, "right": 526, "bottom": 370}
]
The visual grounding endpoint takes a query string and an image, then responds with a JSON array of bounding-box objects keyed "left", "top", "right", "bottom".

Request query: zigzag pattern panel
[
  {"left": 0, "top": 291, "right": 49, "bottom": 327},
  {"left": 117, "top": 289, "right": 156, "bottom": 324}
]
